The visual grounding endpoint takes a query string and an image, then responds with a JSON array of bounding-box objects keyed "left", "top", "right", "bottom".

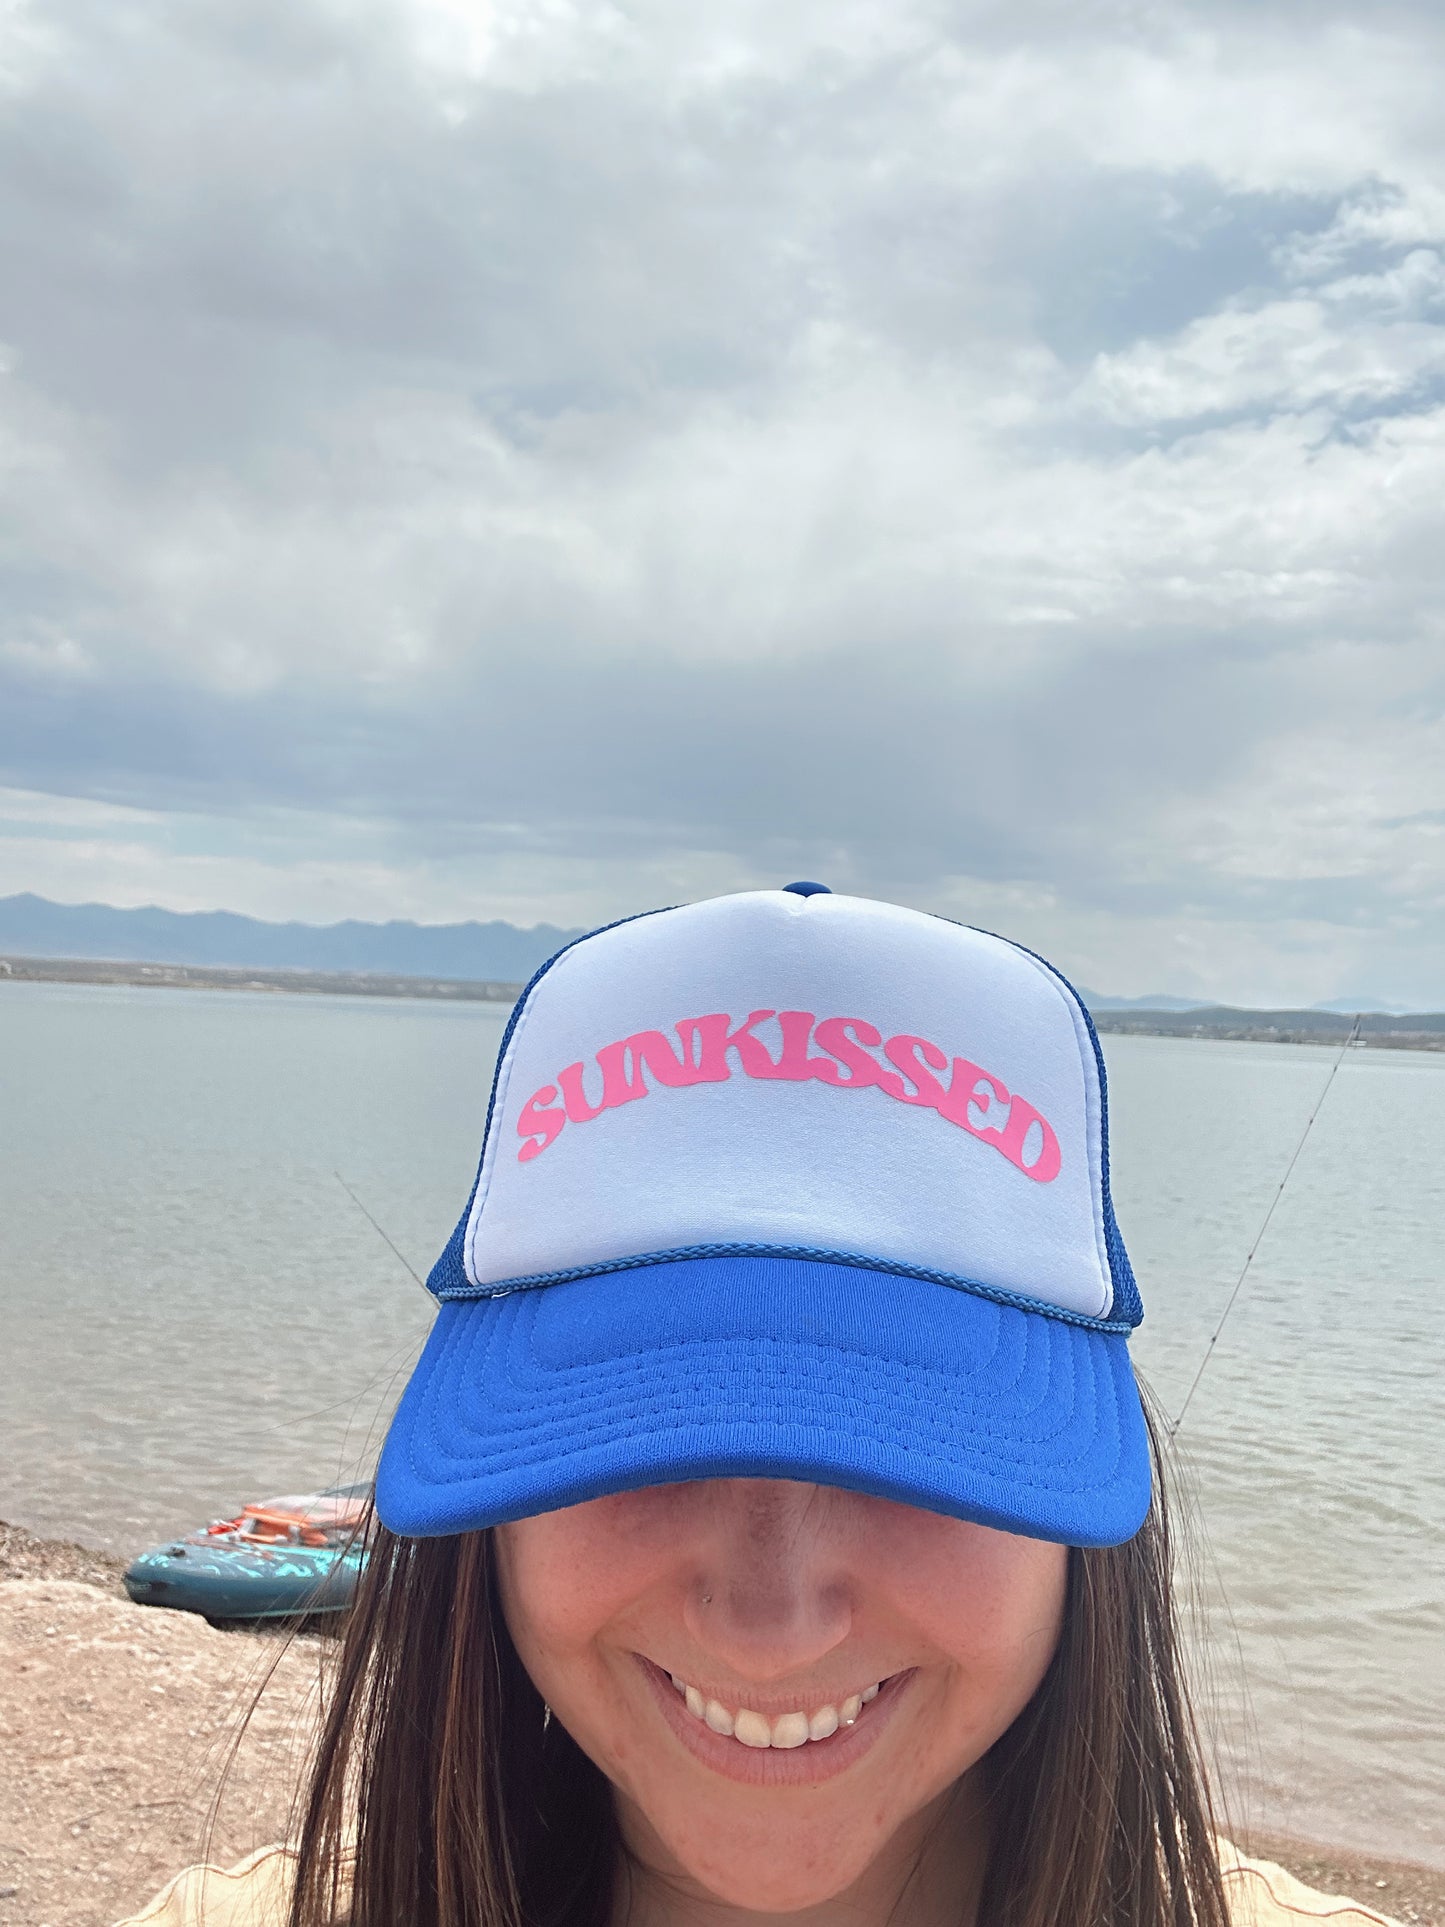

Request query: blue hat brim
[{"left": 376, "top": 1254, "right": 1150, "bottom": 1548}]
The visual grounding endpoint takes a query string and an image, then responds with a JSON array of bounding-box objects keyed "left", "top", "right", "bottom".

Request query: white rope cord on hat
[{"left": 1168, "top": 1011, "right": 1364, "bottom": 1438}]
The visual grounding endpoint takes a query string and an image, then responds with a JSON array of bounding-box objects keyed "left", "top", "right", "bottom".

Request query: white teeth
[
  {"left": 770, "top": 1711, "right": 810, "bottom": 1749},
  {"left": 807, "top": 1703, "right": 839, "bottom": 1741},
  {"left": 733, "top": 1709, "right": 772, "bottom": 1749},
  {"left": 667, "top": 1671, "right": 889, "bottom": 1747}
]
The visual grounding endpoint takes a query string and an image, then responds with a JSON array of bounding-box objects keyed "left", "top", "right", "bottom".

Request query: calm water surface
[{"left": 2, "top": 984, "right": 1441, "bottom": 1864}]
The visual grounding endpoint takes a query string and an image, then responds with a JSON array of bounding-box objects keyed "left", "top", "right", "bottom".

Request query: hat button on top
[{"left": 782, "top": 880, "right": 831, "bottom": 896}]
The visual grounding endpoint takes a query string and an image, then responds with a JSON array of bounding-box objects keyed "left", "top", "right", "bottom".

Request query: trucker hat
[{"left": 375, "top": 884, "right": 1150, "bottom": 1547}]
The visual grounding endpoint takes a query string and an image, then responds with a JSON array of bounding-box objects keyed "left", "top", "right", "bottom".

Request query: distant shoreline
[
  {"left": 1089, "top": 1008, "right": 1445, "bottom": 1051},
  {"left": 0, "top": 952, "right": 523, "bottom": 1003},
  {"left": 3, "top": 953, "right": 1444, "bottom": 1049}
]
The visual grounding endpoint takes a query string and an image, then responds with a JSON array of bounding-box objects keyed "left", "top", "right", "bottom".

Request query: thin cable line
[
  {"left": 1169, "top": 1012, "right": 1363, "bottom": 1437},
  {"left": 334, "top": 1169, "right": 430, "bottom": 1294}
]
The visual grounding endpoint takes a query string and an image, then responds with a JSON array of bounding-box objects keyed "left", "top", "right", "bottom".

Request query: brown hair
[{"left": 290, "top": 1402, "right": 1230, "bottom": 1927}]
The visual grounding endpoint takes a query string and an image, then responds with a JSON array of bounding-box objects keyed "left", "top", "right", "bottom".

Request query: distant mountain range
[
  {"left": 0, "top": 893, "right": 585, "bottom": 984},
  {"left": 0, "top": 893, "right": 1415, "bottom": 1014}
]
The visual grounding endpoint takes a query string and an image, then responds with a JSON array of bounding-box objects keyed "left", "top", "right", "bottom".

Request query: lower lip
[{"left": 635, "top": 1656, "right": 915, "bottom": 1787}]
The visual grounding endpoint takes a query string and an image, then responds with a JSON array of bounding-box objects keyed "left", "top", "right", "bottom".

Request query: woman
[{"left": 122, "top": 886, "right": 1401, "bottom": 1927}]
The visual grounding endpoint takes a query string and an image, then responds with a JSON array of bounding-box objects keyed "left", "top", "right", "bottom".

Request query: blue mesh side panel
[
  {"left": 425, "top": 1213, "right": 472, "bottom": 1297},
  {"left": 1102, "top": 1176, "right": 1142, "bottom": 1325}
]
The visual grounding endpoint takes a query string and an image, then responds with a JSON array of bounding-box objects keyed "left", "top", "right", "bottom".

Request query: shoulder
[
  {"left": 116, "top": 1836, "right": 1407, "bottom": 1927},
  {"left": 1217, "top": 1838, "right": 1405, "bottom": 1927},
  {"left": 113, "top": 1844, "right": 301, "bottom": 1927}
]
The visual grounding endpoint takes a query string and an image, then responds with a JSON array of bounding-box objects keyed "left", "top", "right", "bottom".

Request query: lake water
[{"left": 2, "top": 982, "right": 1441, "bottom": 1866}]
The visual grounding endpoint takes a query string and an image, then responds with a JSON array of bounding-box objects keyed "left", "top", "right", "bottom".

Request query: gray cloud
[
  {"left": 0, "top": 613, "right": 1393, "bottom": 905},
  {"left": 2, "top": 0, "right": 1444, "bottom": 1002}
]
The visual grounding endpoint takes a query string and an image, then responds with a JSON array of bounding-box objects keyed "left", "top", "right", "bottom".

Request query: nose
[{"left": 681, "top": 1480, "right": 854, "bottom": 1682}]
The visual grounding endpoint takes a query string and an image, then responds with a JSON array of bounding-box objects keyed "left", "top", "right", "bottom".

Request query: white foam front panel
[{"left": 464, "top": 891, "right": 1112, "bottom": 1319}]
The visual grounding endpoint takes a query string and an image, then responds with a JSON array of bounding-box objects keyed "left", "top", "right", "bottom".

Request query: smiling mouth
[{"left": 660, "top": 1668, "right": 890, "bottom": 1750}]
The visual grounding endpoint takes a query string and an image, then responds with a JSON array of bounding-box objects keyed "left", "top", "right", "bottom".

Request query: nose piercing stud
[{"left": 700, "top": 1592, "right": 712, "bottom": 1605}]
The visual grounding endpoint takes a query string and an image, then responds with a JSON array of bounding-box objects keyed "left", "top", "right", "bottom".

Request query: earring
[{"left": 542, "top": 1702, "right": 553, "bottom": 1732}]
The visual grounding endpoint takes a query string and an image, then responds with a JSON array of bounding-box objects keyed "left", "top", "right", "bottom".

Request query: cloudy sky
[{"left": 3, "top": 0, "right": 1444, "bottom": 1004}]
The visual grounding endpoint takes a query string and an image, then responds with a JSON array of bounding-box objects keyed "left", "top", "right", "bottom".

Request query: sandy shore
[
  {"left": 1, "top": 1521, "right": 1440, "bottom": 1927},
  {"left": 0, "top": 1524, "right": 329, "bottom": 1927}
]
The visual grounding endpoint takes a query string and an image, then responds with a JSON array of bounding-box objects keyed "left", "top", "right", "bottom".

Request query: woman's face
[{"left": 496, "top": 1479, "right": 1067, "bottom": 1915}]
